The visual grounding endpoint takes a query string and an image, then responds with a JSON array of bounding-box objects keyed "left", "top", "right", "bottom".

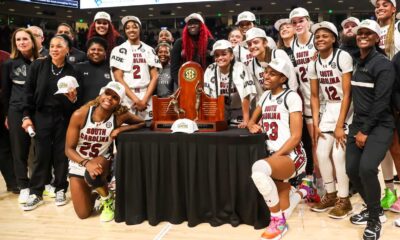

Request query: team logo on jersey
[
  {"left": 69, "top": 56, "right": 75, "bottom": 62},
  {"left": 140, "top": 48, "right": 145, "bottom": 53},
  {"left": 13, "top": 65, "right": 27, "bottom": 77},
  {"left": 119, "top": 48, "right": 127, "bottom": 54},
  {"left": 308, "top": 44, "right": 314, "bottom": 49},
  {"left": 277, "top": 98, "right": 283, "bottom": 104},
  {"left": 84, "top": 72, "right": 89, "bottom": 76},
  {"left": 331, "top": 62, "right": 336, "bottom": 69},
  {"left": 104, "top": 73, "right": 111, "bottom": 79},
  {"left": 183, "top": 67, "right": 197, "bottom": 82},
  {"left": 106, "top": 121, "right": 112, "bottom": 128},
  {"left": 210, "top": 76, "right": 215, "bottom": 84},
  {"left": 240, "top": 70, "right": 245, "bottom": 79}
]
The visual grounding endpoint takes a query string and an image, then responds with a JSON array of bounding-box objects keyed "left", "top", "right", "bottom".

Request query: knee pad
[
  {"left": 251, "top": 159, "right": 272, "bottom": 176},
  {"left": 84, "top": 171, "right": 105, "bottom": 188},
  {"left": 251, "top": 172, "right": 273, "bottom": 196}
]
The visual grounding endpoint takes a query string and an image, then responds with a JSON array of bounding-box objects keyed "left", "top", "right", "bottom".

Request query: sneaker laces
[
  {"left": 56, "top": 190, "right": 64, "bottom": 199},
  {"left": 335, "top": 198, "right": 347, "bottom": 208}
]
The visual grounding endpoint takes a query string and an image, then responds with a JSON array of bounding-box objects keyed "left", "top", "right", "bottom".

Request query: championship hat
[
  {"left": 54, "top": 76, "right": 79, "bottom": 95},
  {"left": 341, "top": 17, "right": 360, "bottom": 28},
  {"left": 184, "top": 13, "right": 204, "bottom": 24},
  {"left": 211, "top": 40, "right": 233, "bottom": 55},
  {"left": 94, "top": 11, "right": 111, "bottom": 22},
  {"left": 171, "top": 118, "right": 199, "bottom": 134},
  {"left": 235, "top": 11, "right": 256, "bottom": 25},
  {"left": 99, "top": 81, "right": 126, "bottom": 103},
  {"left": 274, "top": 18, "right": 291, "bottom": 31},
  {"left": 370, "top": 0, "right": 396, "bottom": 7},
  {"left": 311, "top": 21, "right": 339, "bottom": 37},
  {"left": 260, "top": 58, "right": 291, "bottom": 79},
  {"left": 352, "top": 19, "right": 381, "bottom": 36},
  {"left": 121, "top": 15, "right": 141, "bottom": 27},
  {"left": 245, "top": 27, "right": 267, "bottom": 42},
  {"left": 289, "top": 7, "right": 310, "bottom": 20}
]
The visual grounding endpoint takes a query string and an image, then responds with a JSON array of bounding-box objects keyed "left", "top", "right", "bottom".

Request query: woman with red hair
[
  {"left": 87, "top": 11, "right": 124, "bottom": 59},
  {"left": 170, "top": 13, "right": 215, "bottom": 87}
]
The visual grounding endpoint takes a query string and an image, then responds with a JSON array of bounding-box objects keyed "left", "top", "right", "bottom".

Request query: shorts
[
  {"left": 319, "top": 101, "right": 353, "bottom": 134},
  {"left": 124, "top": 87, "right": 153, "bottom": 121},
  {"left": 303, "top": 102, "right": 326, "bottom": 125},
  {"left": 68, "top": 160, "right": 86, "bottom": 177}
]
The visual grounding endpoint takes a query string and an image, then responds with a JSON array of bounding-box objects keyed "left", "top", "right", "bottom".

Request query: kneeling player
[
  {"left": 248, "top": 58, "right": 307, "bottom": 240},
  {"left": 65, "top": 82, "right": 144, "bottom": 221}
]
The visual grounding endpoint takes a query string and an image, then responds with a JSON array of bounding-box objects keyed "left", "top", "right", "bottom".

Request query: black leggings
[
  {"left": 346, "top": 124, "right": 393, "bottom": 219},
  {"left": 302, "top": 118, "right": 313, "bottom": 175}
]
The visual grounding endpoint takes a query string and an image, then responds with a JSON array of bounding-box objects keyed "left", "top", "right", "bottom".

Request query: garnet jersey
[
  {"left": 258, "top": 88, "right": 302, "bottom": 152},
  {"left": 110, "top": 40, "right": 161, "bottom": 89},
  {"left": 291, "top": 34, "right": 317, "bottom": 116},
  {"left": 307, "top": 49, "right": 354, "bottom": 132},
  {"left": 69, "top": 106, "right": 115, "bottom": 176}
]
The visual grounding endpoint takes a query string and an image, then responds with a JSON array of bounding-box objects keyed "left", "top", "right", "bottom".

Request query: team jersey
[
  {"left": 292, "top": 34, "right": 317, "bottom": 114},
  {"left": 247, "top": 49, "right": 298, "bottom": 91},
  {"left": 110, "top": 40, "right": 162, "bottom": 90},
  {"left": 258, "top": 88, "right": 302, "bottom": 152},
  {"left": 379, "top": 23, "right": 400, "bottom": 59},
  {"left": 233, "top": 45, "right": 253, "bottom": 66},
  {"left": 69, "top": 106, "right": 116, "bottom": 176},
  {"left": 307, "top": 49, "right": 353, "bottom": 102},
  {"left": 308, "top": 49, "right": 354, "bottom": 132}
]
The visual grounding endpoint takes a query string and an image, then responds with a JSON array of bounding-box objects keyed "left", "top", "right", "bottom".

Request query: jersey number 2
[
  {"left": 132, "top": 65, "right": 141, "bottom": 79},
  {"left": 79, "top": 142, "right": 101, "bottom": 158},
  {"left": 298, "top": 66, "right": 307, "bottom": 82},
  {"left": 263, "top": 122, "right": 278, "bottom": 141}
]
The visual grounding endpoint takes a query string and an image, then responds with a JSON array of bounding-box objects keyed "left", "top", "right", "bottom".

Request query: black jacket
[
  {"left": 391, "top": 52, "right": 400, "bottom": 135},
  {"left": 352, "top": 48, "right": 395, "bottom": 134},
  {"left": 23, "top": 57, "right": 81, "bottom": 119},
  {"left": 1, "top": 56, "right": 33, "bottom": 114}
]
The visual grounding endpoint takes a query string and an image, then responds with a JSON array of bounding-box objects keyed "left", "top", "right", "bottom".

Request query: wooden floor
[{"left": 0, "top": 175, "right": 399, "bottom": 240}]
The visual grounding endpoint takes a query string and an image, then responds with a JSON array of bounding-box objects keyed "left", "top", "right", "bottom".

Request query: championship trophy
[{"left": 151, "top": 61, "right": 227, "bottom": 132}]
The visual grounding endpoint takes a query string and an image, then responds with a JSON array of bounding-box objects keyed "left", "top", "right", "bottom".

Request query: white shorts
[
  {"left": 303, "top": 102, "right": 326, "bottom": 125},
  {"left": 124, "top": 87, "right": 153, "bottom": 121},
  {"left": 319, "top": 101, "right": 353, "bottom": 134},
  {"left": 69, "top": 160, "right": 86, "bottom": 177}
]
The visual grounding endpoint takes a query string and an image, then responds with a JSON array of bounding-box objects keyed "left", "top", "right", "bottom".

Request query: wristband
[{"left": 79, "top": 158, "right": 90, "bottom": 167}]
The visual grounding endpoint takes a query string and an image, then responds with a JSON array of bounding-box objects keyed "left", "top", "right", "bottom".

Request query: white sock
[
  {"left": 271, "top": 210, "right": 283, "bottom": 218},
  {"left": 299, "top": 188, "right": 307, "bottom": 198},
  {"left": 284, "top": 192, "right": 302, "bottom": 219}
]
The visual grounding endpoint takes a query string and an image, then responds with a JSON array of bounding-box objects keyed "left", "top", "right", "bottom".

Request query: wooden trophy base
[{"left": 151, "top": 120, "right": 228, "bottom": 132}]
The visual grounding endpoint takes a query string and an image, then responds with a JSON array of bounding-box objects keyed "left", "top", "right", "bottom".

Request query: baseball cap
[
  {"left": 260, "top": 58, "right": 291, "bottom": 79},
  {"left": 274, "top": 18, "right": 291, "bottom": 31},
  {"left": 397, "top": 12, "right": 400, "bottom": 19},
  {"left": 121, "top": 16, "right": 141, "bottom": 27},
  {"left": 171, "top": 118, "right": 199, "bottom": 134},
  {"left": 311, "top": 21, "right": 339, "bottom": 37},
  {"left": 289, "top": 7, "right": 310, "bottom": 20},
  {"left": 54, "top": 76, "right": 79, "bottom": 95},
  {"left": 341, "top": 17, "right": 360, "bottom": 28},
  {"left": 184, "top": 13, "right": 204, "bottom": 24},
  {"left": 352, "top": 19, "right": 381, "bottom": 36},
  {"left": 94, "top": 11, "right": 111, "bottom": 22},
  {"left": 211, "top": 40, "right": 232, "bottom": 55},
  {"left": 245, "top": 27, "right": 267, "bottom": 42},
  {"left": 235, "top": 11, "right": 256, "bottom": 25},
  {"left": 371, "top": 0, "right": 396, "bottom": 7},
  {"left": 99, "top": 81, "right": 126, "bottom": 103}
]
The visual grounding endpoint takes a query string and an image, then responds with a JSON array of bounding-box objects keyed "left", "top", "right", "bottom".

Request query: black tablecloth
[{"left": 115, "top": 128, "right": 269, "bottom": 229}]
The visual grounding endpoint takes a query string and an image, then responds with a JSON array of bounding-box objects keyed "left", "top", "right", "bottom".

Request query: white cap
[
  {"left": 371, "top": 0, "right": 396, "bottom": 7},
  {"left": 211, "top": 40, "right": 232, "bottom": 55},
  {"left": 121, "top": 16, "right": 141, "bottom": 27},
  {"left": 235, "top": 11, "right": 256, "bottom": 25},
  {"left": 54, "top": 76, "right": 79, "bottom": 95},
  {"left": 352, "top": 19, "right": 381, "bottom": 36},
  {"left": 99, "top": 81, "right": 126, "bottom": 103},
  {"left": 260, "top": 58, "right": 291, "bottom": 79},
  {"left": 171, "top": 118, "right": 199, "bottom": 134},
  {"left": 289, "top": 7, "right": 310, "bottom": 20},
  {"left": 311, "top": 21, "right": 338, "bottom": 37},
  {"left": 245, "top": 27, "right": 267, "bottom": 42},
  {"left": 184, "top": 13, "right": 204, "bottom": 24},
  {"left": 341, "top": 17, "right": 360, "bottom": 28},
  {"left": 396, "top": 12, "right": 400, "bottom": 19},
  {"left": 274, "top": 18, "right": 291, "bottom": 31},
  {"left": 94, "top": 11, "right": 111, "bottom": 22}
]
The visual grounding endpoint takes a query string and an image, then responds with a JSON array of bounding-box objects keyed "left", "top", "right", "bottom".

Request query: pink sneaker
[
  {"left": 261, "top": 215, "right": 288, "bottom": 240},
  {"left": 390, "top": 198, "right": 400, "bottom": 213}
]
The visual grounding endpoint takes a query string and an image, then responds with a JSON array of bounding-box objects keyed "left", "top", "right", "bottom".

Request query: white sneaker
[
  {"left": 55, "top": 190, "right": 68, "bottom": 206},
  {"left": 395, "top": 218, "right": 400, "bottom": 227},
  {"left": 43, "top": 184, "right": 56, "bottom": 198},
  {"left": 22, "top": 194, "right": 43, "bottom": 211},
  {"left": 18, "top": 188, "right": 30, "bottom": 204}
]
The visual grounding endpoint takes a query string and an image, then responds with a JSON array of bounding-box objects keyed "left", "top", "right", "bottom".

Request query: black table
[{"left": 115, "top": 128, "right": 269, "bottom": 229}]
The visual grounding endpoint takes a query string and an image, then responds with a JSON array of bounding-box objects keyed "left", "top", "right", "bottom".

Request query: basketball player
[
  {"left": 289, "top": 7, "right": 323, "bottom": 199},
  {"left": 248, "top": 58, "right": 307, "bottom": 240},
  {"left": 308, "top": 22, "right": 354, "bottom": 219},
  {"left": 65, "top": 81, "right": 144, "bottom": 222},
  {"left": 372, "top": 0, "right": 400, "bottom": 211},
  {"left": 245, "top": 27, "right": 297, "bottom": 95},
  {"left": 203, "top": 40, "right": 257, "bottom": 128},
  {"left": 110, "top": 15, "right": 161, "bottom": 121}
]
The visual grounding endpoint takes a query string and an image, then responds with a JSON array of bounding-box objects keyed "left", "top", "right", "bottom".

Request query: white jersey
[
  {"left": 69, "top": 106, "right": 115, "bottom": 176},
  {"left": 233, "top": 45, "right": 253, "bottom": 66},
  {"left": 258, "top": 89, "right": 302, "bottom": 152},
  {"left": 292, "top": 34, "right": 317, "bottom": 116},
  {"left": 379, "top": 23, "right": 400, "bottom": 59},
  {"left": 308, "top": 49, "right": 354, "bottom": 132}
]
